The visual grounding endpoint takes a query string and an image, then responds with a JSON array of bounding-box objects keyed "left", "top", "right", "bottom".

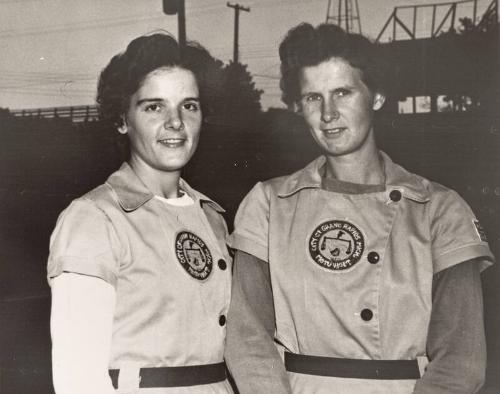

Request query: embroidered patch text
[
  {"left": 309, "top": 220, "right": 365, "bottom": 271},
  {"left": 175, "top": 231, "right": 213, "bottom": 280}
]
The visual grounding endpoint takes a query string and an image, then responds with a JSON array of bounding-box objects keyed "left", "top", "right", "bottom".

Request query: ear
[
  {"left": 292, "top": 101, "right": 302, "bottom": 114},
  {"left": 372, "top": 93, "right": 386, "bottom": 111},
  {"left": 117, "top": 117, "right": 128, "bottom": 135}
]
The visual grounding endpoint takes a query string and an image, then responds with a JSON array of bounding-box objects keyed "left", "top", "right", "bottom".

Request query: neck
[
  {"left": 129, "top": 157, "right": 181, "bottom": 199},
  {"left": 325, "top": 148, "right": 384, "bottom": 185}
]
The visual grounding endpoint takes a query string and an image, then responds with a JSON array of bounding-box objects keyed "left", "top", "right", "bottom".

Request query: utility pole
[
  {"left": 163, "top": 0, "right": 186, "bottom": 50},
  {"left": 227, "top": 2, "right": 250, "bottom": 63}
]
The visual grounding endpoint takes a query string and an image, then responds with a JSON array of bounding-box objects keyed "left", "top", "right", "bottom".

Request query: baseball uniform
[
  {"left": 48, "top": 162, "right": 233, "bottom": 393},
  {"left": 227, "top": 152, "right": 494, "bottom": 393}
]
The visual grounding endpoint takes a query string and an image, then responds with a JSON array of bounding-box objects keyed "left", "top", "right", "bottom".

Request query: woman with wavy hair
[
  {"left": 226, "top": 23, "right": 494, "bottom": 394},
  {"left": 48, "top": 33, "right": 233, "bottom": 393}
]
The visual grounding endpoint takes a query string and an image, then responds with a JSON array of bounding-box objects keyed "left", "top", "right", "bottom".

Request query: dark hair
[
  {"left": 279, "top": 23, "right": 389, "bottom": 107},
  {"left": 97, "top": 32, "right": 218, "bottom": 129}
]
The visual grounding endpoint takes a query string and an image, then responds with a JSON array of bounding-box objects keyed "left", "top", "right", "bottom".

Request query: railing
[
  {"left": 376, "top": 0, "right": 498, "bottom": 42},
  {"left": 9, "top": 105, "right": 99, "bottom": 123}
]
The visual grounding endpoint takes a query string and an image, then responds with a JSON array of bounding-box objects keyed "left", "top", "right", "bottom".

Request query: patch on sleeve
[
  {"left": 473, "top": 219, "right": 488, "bottom": 242},
  {"left": 175, "top": 231, "right": 213, "bottom": 280}
]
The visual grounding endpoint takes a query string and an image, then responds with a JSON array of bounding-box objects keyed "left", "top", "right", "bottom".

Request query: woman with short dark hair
[
  {"left": 279, "top": 23, "right": 389, "bottom": 108},
  {"left": 48, "top": 33, "right": 233, "bottom": 393},
  {"left": 225, "top": 23, "right": 494, "bottom": 393}
]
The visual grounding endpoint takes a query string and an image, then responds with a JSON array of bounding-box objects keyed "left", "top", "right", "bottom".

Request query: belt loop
[
  {"left": 274, "top": 341, "right": 286, "bottom": 362},
  {"left": 117, "top": 362, "right": 141, "bottom": 392},
  {"left": 417, "top": 356, "right": 429, "bottom": 378}
]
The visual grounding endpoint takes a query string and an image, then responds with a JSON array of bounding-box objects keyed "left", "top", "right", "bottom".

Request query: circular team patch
[
  {"left": 175, "top": 231, "right": 213, "bottom": 280},
  {"left": 309, "top": 220, "right": 365, "bottom": 271}
]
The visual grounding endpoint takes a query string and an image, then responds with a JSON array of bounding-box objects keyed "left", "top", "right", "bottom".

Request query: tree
[
  {"left": 203, "top": 60, "right": 263, "bottom": 131},
  {"left": 440, "top": 16, "right": 498, "bottom": 114},
  {"left": 223, "top": 61, "right": 263, "bottom": 117}
]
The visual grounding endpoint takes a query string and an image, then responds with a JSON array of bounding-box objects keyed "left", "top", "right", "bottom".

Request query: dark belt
[
  {"left": 285, "top": 352, "right": 421, "bottom": 380},
  {"left": 109, "top": 362, "right": 226, "bottom": 388}
]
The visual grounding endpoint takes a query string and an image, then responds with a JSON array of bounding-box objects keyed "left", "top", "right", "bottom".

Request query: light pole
[{"left": 163, "top": 0, "right": 186, "bottom": 50}]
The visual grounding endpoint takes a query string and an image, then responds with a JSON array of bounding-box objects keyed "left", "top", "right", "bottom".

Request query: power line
[
  {"left": 0, "top": 75, "right": 96, "bottom": 84},
  {"left": 0, "top": 2, "right": 238, "bottom": 39},
  {"left": 253, "top": 74, "right": 279, "bottom": 79},
  {"left": 0, "top": 0, "right": 325, "bottom": 105},
  {"left": 0, "top": 0, "right": 40, "bottom": 3}
]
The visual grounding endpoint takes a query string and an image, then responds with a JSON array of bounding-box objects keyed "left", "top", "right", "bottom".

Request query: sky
[{"left": 0, "top": 0, "right": 494, "bottom": 110}]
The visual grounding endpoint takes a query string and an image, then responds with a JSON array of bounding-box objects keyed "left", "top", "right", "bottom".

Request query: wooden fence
[{"left": 9, "top": 105, "right": 99, "bottom": 123}]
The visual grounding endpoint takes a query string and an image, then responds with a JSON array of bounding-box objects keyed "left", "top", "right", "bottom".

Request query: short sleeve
[
  {"left": 430, "top": 188, "right": 494, "bottom": 273},
  {"left": 47, "top": 198, "right": 122, "bottom": 287},
  {"left": 228, "top": 182, "right": 271, "bottom": 262}
]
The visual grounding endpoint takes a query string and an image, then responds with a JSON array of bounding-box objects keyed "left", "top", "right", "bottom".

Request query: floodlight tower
[{"left": 326, "top": 0, "right": 362, "bottom": 34}]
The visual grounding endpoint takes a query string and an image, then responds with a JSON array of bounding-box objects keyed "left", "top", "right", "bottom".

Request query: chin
[
  {"left": 320, "top": 145, "right": 351, "bottom": 157},
  {"left": 160, "top": 163, "right": 188, "bottom": 173},
  {"left": 158, "top": 153, "right": 195, "bottom": 171}
]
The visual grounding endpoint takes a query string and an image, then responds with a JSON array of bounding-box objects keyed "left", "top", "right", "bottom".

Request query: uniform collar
[
  {"left": 106, "top": 162, "right": 225, "bottom": 213},
  {"left": 276, "top": 157, "right": 324, "bottom": 198},
  {"left": 277, "top": 151, "right": 430, "bottom": 202},
  {"left": 381, "top": 151, "right": 430, "bottom": 202}
]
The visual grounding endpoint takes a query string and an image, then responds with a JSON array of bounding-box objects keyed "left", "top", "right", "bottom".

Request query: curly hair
[
  {"left": 96, "top": 32, "right": 218, "bottom": 129},
  {"left": 279, "top": 23, "right": 389, "bottom": 108}
]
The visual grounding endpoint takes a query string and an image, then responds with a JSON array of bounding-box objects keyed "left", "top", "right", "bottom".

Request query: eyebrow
[
  {"left": 332, "top": 85, "right": 354, "bottom": 91},
  {"left": 300, "top": 91, "right": 319, "bottom": 99},
  {"left": 300, "top": 85, "right": 355, "bottom": 98},
  {"left": 136, "top": 98, "right": 162, "bottom": 106},
  {"left": 136, "top": 97, "right": 200, "bottom": 106}
]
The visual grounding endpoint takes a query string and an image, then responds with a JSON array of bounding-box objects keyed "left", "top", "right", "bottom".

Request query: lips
[
  {"left": 158, "top": 138, "right": 186, "bottom": 147},
  {"left": 321, "top": 127, "right": 346, "bottom": 136}
]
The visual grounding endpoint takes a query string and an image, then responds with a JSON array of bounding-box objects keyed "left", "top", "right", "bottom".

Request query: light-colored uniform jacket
[
  {"left": 229, "top": 152, "right": 493, "bottom": 393},
  {"left": 48, "top": 163, "right": 233, "bottom": 393}
]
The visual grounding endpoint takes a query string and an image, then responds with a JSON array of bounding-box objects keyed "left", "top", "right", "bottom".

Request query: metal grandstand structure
[
  {"left": 326, "top": 0, "right": 362, "bottom": 33},
  {"left": 373, "top": 0, "right": 498, "bottom": 116},
  {"left": 376, "top": 0, "right": 498, "bottom": 41}
]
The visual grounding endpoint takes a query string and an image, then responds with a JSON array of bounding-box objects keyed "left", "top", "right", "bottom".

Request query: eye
[
  {"left": 183, "top": 101, "right": 200, "bottom": 112},
  {"left": 144, "top": 103, "right": 163, "bottom": 112},
  {"left": 304, "top": 93, "right": 322, "bottom": 103},
  {"left": 335, "top": 88, "right": 351, "bottom": 97}
]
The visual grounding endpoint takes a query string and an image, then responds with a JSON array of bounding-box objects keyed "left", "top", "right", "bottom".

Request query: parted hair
[
  {"left": 279, "top": 23, "right": 389, "bottom": 108},
  {"left": 97, "top": 32, "right": 216, "bottom": 129}
]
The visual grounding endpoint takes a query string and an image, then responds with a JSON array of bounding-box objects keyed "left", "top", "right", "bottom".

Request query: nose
[
  {"left": 321, "top": 99, "right": 339, "bottom": 123},
  {"left": 164, "top": 108, "right": 184, "bottom": 131}
]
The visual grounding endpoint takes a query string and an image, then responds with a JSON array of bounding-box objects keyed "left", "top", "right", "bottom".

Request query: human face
[
  {"left": 120, "top": 67, "right": 202, "bottom": 177},
  {"left": 297, "top": 57, "right": 384, "bottom": 159}
]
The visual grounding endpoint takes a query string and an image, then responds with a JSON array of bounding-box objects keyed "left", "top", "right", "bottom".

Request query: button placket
[{"left": 196, "top": 203, "right": 232, "bottom": 316}]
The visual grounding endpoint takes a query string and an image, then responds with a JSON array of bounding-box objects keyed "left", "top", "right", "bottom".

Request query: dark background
[{"left": 0, "top": 108, "right": 499, "bottom": 393}]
